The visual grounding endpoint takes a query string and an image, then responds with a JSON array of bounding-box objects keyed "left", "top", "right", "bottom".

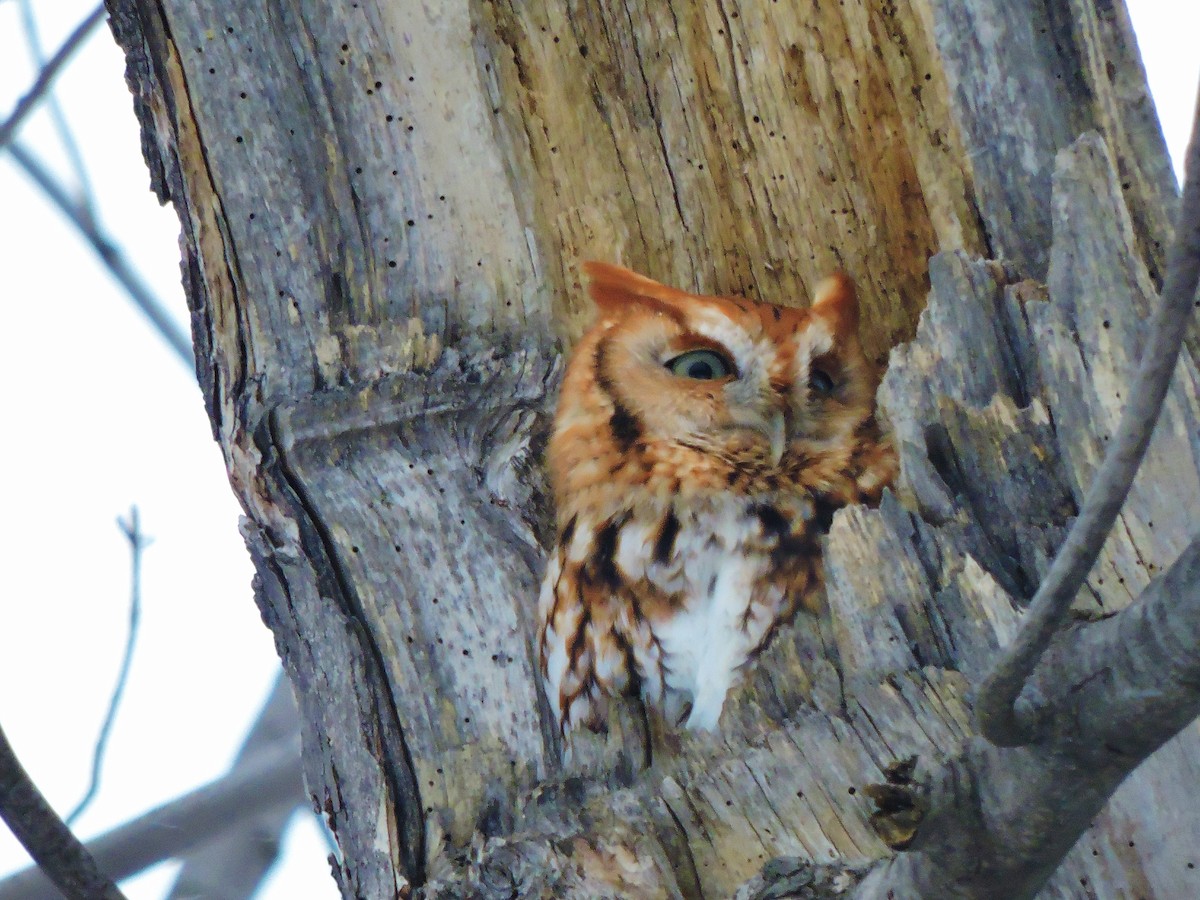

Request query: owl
[{"left": 538, "top": 262, "right": 896, "bottom": 735}]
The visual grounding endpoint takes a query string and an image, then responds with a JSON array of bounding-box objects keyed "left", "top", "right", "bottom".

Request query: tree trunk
[{"left": 105, "top": 0, "right": 1195, "bottom": 897}]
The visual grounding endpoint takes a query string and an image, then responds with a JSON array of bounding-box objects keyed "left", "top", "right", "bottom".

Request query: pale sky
[
  {"left": 0, "top": 1, "right": 331, "bottom": 895},
  {"left": 0, "top": 2, "right": 1194, "bottom": 898}
]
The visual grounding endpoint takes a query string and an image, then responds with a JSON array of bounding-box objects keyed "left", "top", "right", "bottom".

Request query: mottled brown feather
[{"left": 539, "top": 262, "right": 896, "bottom": 735}]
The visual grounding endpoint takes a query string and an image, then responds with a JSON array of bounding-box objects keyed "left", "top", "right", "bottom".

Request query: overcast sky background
[{"left": 0, "top": 2, "right": 1196, "bottom": 897}]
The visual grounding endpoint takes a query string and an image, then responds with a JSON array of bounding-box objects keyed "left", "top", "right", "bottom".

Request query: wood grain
[{"left": 103, "top": 0, "right": 1196, "bottom": 895}]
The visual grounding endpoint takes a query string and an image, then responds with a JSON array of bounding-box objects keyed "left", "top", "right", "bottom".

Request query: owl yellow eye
[
  {"left": 666, "top": 349, "right": 733, "bottom": 380},
  {"left": 809, "top": 368, "right": 836, "bottom": 395}
]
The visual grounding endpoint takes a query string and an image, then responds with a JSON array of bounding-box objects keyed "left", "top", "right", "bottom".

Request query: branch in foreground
[
  {"left": 0, "top": 4, "right": 107, "bottom": 152},
  {"left": 0, "top": 723, "right": 124, "bottom": 900},
  {"left": 0, "top": 739, "right": 303, "bottom": 900},
  {"left": 855, "top": 535, "right": 1200, "bottom": 899},
  {"left": 976, "top": 83, "right": 1200, "bottom": 746}
]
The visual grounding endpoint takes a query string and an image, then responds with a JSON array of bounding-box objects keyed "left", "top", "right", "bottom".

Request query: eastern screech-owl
[{"left": 539, "top": 262, "right": 896, "bottom": 735}]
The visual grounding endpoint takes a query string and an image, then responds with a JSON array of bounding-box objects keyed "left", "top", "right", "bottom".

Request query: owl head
[{"left": 549, "top": 262, "right": 885, "bottom": 510}]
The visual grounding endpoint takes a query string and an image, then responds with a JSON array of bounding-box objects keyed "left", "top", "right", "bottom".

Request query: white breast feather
[
  {"left": 648, "top": 503, "right": 777, "bottom": 730},
  {"left": 538, "top": 551, "right": 569, "bottom": 723}
]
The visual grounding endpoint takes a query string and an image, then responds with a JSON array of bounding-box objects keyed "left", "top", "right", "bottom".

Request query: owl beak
[
  {"left": 765, "top": 409, "right": 786, "bottom": 466},
  {"left": 728, "top": 409, "right": 787, "bottom": 465}
]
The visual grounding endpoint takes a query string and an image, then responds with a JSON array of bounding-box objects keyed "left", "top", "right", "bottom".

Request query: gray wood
[
  {"left": 100, "top": 0, "right": 1198, "bottom": 897},
  {"left": 433, "top": 134, "right": 1200, "bottom": 897}
]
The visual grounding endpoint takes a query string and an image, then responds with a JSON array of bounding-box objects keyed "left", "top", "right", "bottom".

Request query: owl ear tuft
[
  {"left": 582, "top": 261, "right": 689, "bottom": 318},
  {"left": 811, "top": 272, "right": 859, "bottom": 331}
]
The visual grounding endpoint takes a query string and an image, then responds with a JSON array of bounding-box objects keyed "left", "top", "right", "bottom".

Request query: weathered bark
[{"left": 104, "top": 0, "right": 1195, "bottom": 897}]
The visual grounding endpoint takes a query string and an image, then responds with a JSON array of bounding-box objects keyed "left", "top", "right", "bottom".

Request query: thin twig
[
  {"left": 976, "top": 83, "right": 1200, "bottom": 746},
  {"left": 0, "top": 723, "right": 126, "bottom": 900},
  {"left": 8, "top": 142, "right": 195, "bottom": 369},
  {"left": 66, "top": 508, "right": 147, "bottom": 826},
  {"left": 0, "top": 4, "right": 107, "bottom": 153},
  {"left": 16, "top": 0, "right": 100, "bottom": 222}
]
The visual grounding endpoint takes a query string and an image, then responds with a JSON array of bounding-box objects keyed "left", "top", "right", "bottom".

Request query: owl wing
[{"left": 538, "top": 517, "right": 634, "bottom": 735}]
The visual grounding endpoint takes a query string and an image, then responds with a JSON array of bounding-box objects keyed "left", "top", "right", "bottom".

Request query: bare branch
[
  {"left": 0, "top": 4, "right": 107, "bottom": 153},
  {"left": 7, "top": 143, "right": 195, "bottom": 369},
  {"left": 976, "top": 81, "right": 1200, "bottom": 746},
  {"left": 166, "top": 675, "right": 307, "bottom": 900},
  {"left": 66, "top": 508, "right": 147, "bottom": 826},
  {"left": 0, "top": 723, "right": 125, "bottom": 900},
  {"left": 15, "top": 0, "right": 100, "bottom": 220},
  {"left": 0, "top": 739, "right": 303, "bottom": 900},
  {"left": 856, "top": 534, "right": 1200, "bottom": 899}
]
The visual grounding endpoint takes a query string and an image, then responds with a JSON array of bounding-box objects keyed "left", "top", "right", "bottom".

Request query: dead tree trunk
[{"left": 105, "top": 0, "right": 1195, "bottom": 896}]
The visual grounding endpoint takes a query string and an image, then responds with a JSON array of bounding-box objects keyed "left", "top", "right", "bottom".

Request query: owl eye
[
  {"left": 809, "top": 368, "right": 836, "bottom": 395},
  {"left": 666, "top": 349, "right": 734, "bottom": 380}
]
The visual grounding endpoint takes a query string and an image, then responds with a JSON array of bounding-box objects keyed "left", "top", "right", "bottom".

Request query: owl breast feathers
[{"left": 539, "top": 262, "right": 896, "bottom": 735}]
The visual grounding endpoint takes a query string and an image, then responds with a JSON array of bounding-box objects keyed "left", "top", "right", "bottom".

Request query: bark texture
[{"left": 104, "top": 0, "right": 1195, "bottom": 897}]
